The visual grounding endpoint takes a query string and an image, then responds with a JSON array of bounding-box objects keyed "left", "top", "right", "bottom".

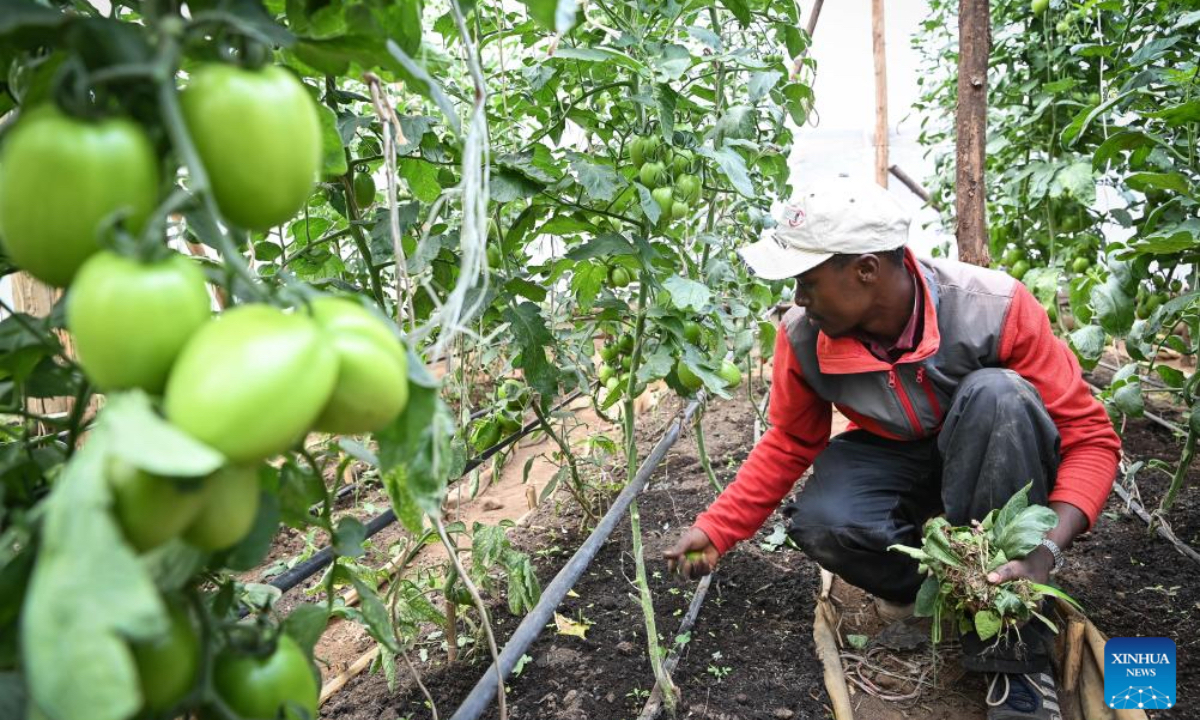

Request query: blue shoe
[{"left": 985, "top": 672, "right": 1062, "bottom": 720}]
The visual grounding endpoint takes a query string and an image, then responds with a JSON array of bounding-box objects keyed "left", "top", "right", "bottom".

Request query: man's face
[{"left": 793, "top": 257, "right": 876, "bottom": 338}]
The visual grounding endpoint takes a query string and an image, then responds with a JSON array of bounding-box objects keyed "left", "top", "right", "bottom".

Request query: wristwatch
[{"left": 1038, "top": 537, "right": 1065, "bottom": 573}]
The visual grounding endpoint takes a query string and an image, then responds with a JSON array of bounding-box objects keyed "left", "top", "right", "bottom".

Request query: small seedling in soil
[{"left": 889, "top": 483, "right": 1080, "bottom": 645}]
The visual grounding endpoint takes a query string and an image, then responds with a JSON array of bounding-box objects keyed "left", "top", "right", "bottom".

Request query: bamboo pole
[
  {"left": 813, "top": 600, "right": 855, "bottom": 719},
  {"left": 955, "top": 0, "right": 991, "bottom": 266},
  {"left": 789, "top": 0, "right": 825, "bottom": 79},
  {"left": 871, "top": 0, "right": 889, "bottom": 187}
]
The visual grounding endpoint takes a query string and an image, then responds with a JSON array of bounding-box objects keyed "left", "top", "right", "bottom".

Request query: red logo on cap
[{"left": 785, "top": 207, "right": 806, "bottom": 227}]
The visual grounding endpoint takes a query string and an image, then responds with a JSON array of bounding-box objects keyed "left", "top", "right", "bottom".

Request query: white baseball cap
[{"left": 739, "top": 178, "right": 912, "bottom": 281}]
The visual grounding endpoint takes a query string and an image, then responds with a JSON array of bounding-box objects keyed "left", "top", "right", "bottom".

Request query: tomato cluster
[
  {"left": 0, "top": 62, "right": 401, "bottom": 720},
  {"left": 469, "top": 379, "right": 530, "bottom": 453},
  {"left": 627, "top": 134, "right": 703, "bottom": 224},
  {"left": 598, "top": 332, "right": 649, "bottom": 403}
]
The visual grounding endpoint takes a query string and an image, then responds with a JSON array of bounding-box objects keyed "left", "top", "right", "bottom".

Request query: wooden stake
[
  {"left": 1062, "top": 618, "right": 1086, "bottom": 693},
  {"left": 789, "top": 0, "right": 825, "bottom": 79},
  {"left": 955, "top": 0, "right": 991, "bottom": 266},
  {"left": 871, "top": 0, "right": 889, "bottom": 187},
  {"left": 813, "top": 600, "right": 855, "bottom": 720}
]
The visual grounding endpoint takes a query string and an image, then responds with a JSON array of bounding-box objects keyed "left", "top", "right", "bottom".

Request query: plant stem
[
  {"left": 630, "top": 497, "right": 677, "bottom": 712},
  {"left": 531, "top": 399, "right": 597, "bottom": 524},
  {"left": 1159, "top": 423, "right": 1196, "bottom": 515},
  {"left": 693, "top": 408, "right": 723, "bottom": 493}
]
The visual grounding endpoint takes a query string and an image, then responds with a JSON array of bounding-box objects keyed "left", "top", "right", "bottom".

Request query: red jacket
[{"left": 694, "top": 253, "right": 1121, "bottom": 555}]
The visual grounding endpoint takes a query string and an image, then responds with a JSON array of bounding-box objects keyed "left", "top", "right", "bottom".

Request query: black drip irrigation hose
[
  {"left": 447, "top": 396, "right": 705, "bottom": 720},
  {"left": 248, "top": 390, "right": 585, "bottom": 609}
]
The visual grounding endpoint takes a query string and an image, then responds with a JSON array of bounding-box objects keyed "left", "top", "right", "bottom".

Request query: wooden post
[
  {"left": 9, "top": 274, "right": 82, "bottom": 434},
  {"left": 789, "top": 0, "right": 824, "bottom": 79},
  {"left": 871, "top": 0, "right": 889, "bottom": 187},
  {"left": 956, "top": 0, "right": 991, "bottom": 266}
]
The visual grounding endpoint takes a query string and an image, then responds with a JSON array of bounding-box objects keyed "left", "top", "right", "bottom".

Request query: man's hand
[
  {"left": 986, "top": 544, "right": 1054, "bottom": 586},
  {"left": 663, "top": 527, "right": 719, "bottom": 580}
]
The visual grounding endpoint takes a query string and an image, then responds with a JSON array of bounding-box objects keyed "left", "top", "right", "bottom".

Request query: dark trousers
[{"left": 785, "top": 369, "right": 1062, "bottom": 673}]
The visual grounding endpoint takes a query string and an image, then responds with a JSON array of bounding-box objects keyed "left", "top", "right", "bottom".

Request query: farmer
[{"left": 664, "top": 178, "right": 1120, "bottom": 720}]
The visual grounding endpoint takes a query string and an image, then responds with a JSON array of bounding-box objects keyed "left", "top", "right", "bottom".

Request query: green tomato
[
  {"left": 131, "top": 601, "right": 200, "bottom": 714},
  {"left": 438, "top": 168, "right": 457, "bottom": 187},
  {"left": 629, "top": 135, "right": 648, "bottom": 167},
  {"left": 676, "top": 361, "right": 702, "bottom": 392},
  {"left": 672, "top": 201, "right": 690, "bottom": 221},
  {"left": 621, "top": 354, "right": 632, "bottom": 371},
  {"left": 487, "top": 243, "right": 502, "bottom": 267},
  {"left": 68, "top": 251, "right": 211, "bottom": 393},
  {"left": 1010, "top": 259, "right": 1030, "bottom": 282},
  {"left": 1031, "top": 0, "right": 1049, "bottom": 14},
  {"left": 683, "top": 320, "right": 703, "bottom": 345},
  {"left": 353, "top": 172, "right": 376, "bottom": 208},
  {"left": 674, "top": 174, "right": 701, "bottom": 205},
  {"left": 213, "top": 635, "right": 319, "bottom": 720},
  {"left": 609, "top": 266, "right": 632, "bottom": 287},
  {"left": 718, "top": 360, "right": 742, "bottom": 389},
  {"left": 182, "top": 64, "right": 321, "bottom": 231},
  {"left": 471, "top": 419, "right": 501, "bottom": 453},
  {"left": 164, "top": 305, "right": 338, "bottom": 463},
  {"left": 1000, "top": 246, "right": 1022, "bottom": 266},
  {"left": 618, "top": 334, "right": 634, "bottom": 355},
  {"left": 109, "top": 461, "right": 206, "bottom": 553},
  {"left": 0, "top": 107, "right": 158, "bottom": 287},
  {"left": 1058, "top": 214, "right": 1082, "bottom": 233},
  {"left": 639, "top": 161, "right": 669, "bottom": 189},
  {"left": 600, "top": 343, "right": 620, "bottom": 363},
  {"left": 184, "top": 465, "right": 261, "bottom": 551},
  {"left": 671, "top": 149, "right": 695, "bottom": 177},
  {"left": 1055, "top": 19, "right": 1070, "bottom": 33},
  {"left": 1170, "top": 279, "right": 1183, "bottom": 293},
  {"left": 309, "top": 297, "right": 409, "bottom": 435},
  {"left": 1071, "top": 257, "right": 1091, "bottom": 273},
  {"left": 497, "top": 413, "right": 522, "bottom": 435},
  {"left": 605, "top": 376, "right": 621, "bottom": 393},
  {"left": 651, "top": 186, "right": 674, "bottom": 217},
  {"left": 598, "top": 364, "right": 615, "bottom": 383}
]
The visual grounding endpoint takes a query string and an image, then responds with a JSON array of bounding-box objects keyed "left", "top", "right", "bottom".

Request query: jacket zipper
[
  {"left": 887, "top": 368, "right": 925, "bottom": 437},
  {"left": 915, "top": 366, "right": 944, "bottom": 420}
]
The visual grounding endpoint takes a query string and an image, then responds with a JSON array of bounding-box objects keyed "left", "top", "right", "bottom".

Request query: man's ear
[{"left": 854, "top": 254, "right": 881, "bottom": 283}]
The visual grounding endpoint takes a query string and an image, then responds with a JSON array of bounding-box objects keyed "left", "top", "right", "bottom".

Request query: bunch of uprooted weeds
[{"left": 889, "top": 484, "right": 1079, "bottom": 646}]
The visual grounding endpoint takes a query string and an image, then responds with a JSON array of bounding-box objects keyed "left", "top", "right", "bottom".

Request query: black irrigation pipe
[
  {"left": 258, "top": 389, "right": 586, "bottom": 601},
  {"left": 448, "top": 396, "right": 706, "bottom": 720}
]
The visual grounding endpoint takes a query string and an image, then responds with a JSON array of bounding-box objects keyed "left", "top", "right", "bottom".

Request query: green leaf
[
  {"left": 570, "top": 261, "right": 608, "bottom": 311},
  {"left": 1090, "top": 278, "right": 1135, "bottom": 336},
  {"left": 994, "top": 485, "right": 1032, "bottom": 537},
  {"left": 914, "top": 576, "right": 941, "bottom": 618},
  {"left": 385, "top": 40, "right": 462, "bottom": 136},
  {"left": 974, "top": 609, "right": 1002, "bottom": 641},
  {"left": 662, "top": 276, "right": 712, "bottom": 312},
  {"left": 376, "top": 382, "right": 454, "bottom": 518},
  {"left": 1112, "top": 382, "right": 1144, "bottom": 417},
  {"left": 1130, "top": 220, "right": 1200, "bottom": 256},
  {"left": 636, "top": 183, "right": 662, "bottom": 225},
  {"left": 749, "top": 71, "right": 783, "bottom": 103},
  {"left": 1155, "top": 365, "right": 1186, "bottom": 388},
  {"left": 516, "top": 0, "right": 580, "bottom": 34},
  {"left": 1068, "top": 325, "right": 1105, "bottom": 371},
  {"left": 699, "top": 146, "right": 754, "bottom": 197},
  {"left": 780, "top": 82, "right": 813, "bottom": 126},
  {"left": 995, "top": 505, "right": 1058, "bottom": 559},
  {"left": 1051, "top": 161, "right": 1095, "bottom": 204},
  {"left": 504, "top": 302, "right": 559, "bottom": 399},
  {"left": 1126, "top": 172, "right": 1190, "bottom": 195},
  {"left": 1148, "top": 99, "right": 1200, "bottom": 126},
  {"left": 656, "top": 83, "right": 677, "bottom": 139},
  {"left": 333, "top": 517, "right": 368, "bottom": 558},
  {"left": 317, "top": 104, "right": 349, "bottom": 178},
  {"left": 552, "top": 46, "right": 647, "bottom": 75},
  {"left": 400, "top": 158, "right": 442, "bottom": 204},
  {"left": 103, "top": 392, "right": 225, "bottom": 478},
  {"left": 22, "top": 431, "right": 167, "bottom": 720},
  {"left": 283, "top": 603, "right": 330, "bottom": 657},
  {"left": 567, "top": 153, "right": 620, "bottom": 202},
  {"left": 349, "top": 573, "right": 402, "bottom": 653},
  {"left": 718, "top": 0, "right": 751, "bottom": 26},
  {"left": 1028, "top": 582, "right": 1082, "bottom": 611}
]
